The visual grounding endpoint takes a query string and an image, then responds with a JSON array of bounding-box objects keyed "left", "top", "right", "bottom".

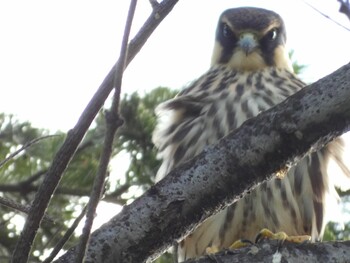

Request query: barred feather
[{"left": 152, "top": 66, "right": 350, "bottom": 261}]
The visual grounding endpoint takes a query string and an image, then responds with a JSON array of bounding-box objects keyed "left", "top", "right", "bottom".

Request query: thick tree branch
[
  {"left": 55, "top": 63, "right": 350, "bottom": 262},
  {"left": 184, "top": 239, "right": 350, "bottom": 263},
  {"left": 11, "top": 0, "right": 179, "bottom": 262}
]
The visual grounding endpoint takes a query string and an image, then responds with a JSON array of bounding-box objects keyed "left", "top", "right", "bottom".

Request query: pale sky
[{"left": 0, "top": 0, "right": 349, "bottom": 132}]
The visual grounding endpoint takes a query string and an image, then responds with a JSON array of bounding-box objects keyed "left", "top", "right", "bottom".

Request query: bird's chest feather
[{"left": 153, "top": 67, "right": 304, "bottom": 180}]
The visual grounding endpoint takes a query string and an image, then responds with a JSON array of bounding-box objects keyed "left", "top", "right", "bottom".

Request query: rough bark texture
[
  {"left": 56, "top": 63, "right": 350, "bottom": 263},
  {"left": 183, "top": 239, "right": 350, "bottom": 263}
]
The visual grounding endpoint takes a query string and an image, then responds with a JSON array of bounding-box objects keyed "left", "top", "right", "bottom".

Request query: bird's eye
[
  {"left": 222, "top": 23, "right": 233, "bottom": 38},
  {"left": 267, "top": 28, "right": 278, "bottom": 41}
]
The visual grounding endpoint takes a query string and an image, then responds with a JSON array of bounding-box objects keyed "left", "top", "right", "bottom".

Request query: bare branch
[
  {"left": 339, "top": 0, "right": 350, "bottom": 20},
  {"left": 0, "top": 135, "right": 59, "bottom": 168},
  {"left": 42, "top": 206, "right": 87, "bottom": 263},
  {"left": 302, "top": 0, "right": 350, "bottom": 31},
  {"left": 149, "top": 0, "right": 159, "bottom": 10},
  {"left": 0, "top": 136, "right": 106, "bottom": 196},
  {"left": 20, "top": 170, "right": 47, "bottom": 186},
  {"left": 55, "top": 63, "right": 350, "bottom": 262},
  {"left": 0, "top": 182, "right": 130, "bottom": 205},
  {"left": 74, "top": 0, "right": 138, "bottom": 261},
  {"left": 0, "top": 196, "right": 55, "bottom": 225}
]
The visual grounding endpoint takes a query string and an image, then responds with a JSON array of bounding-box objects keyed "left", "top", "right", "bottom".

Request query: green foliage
[
  {"left": 0, "top": 87, "right": 177, "bottom": 260},
  {"left": 324, "top": 221, "right": 350, "bottom": 241},
  {"left": 324, "top": 196, "right": 350, "bottom": 241},
  {"left": 113, "top": 87, "right": 178, "bottom": 193},
  {"left": 154, "top": 252, "right": 173, "bottom": 263},
  {"left": 289, "top": 50, "right": 307, "bottom": 75}
]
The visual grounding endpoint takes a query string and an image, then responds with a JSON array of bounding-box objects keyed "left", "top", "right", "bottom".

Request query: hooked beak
[{"left": 238, "top": 33, "right": 258, "bottom": 55}]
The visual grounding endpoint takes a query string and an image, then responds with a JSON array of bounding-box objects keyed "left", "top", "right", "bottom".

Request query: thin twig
[
  {"left": 43, "top": 206, "right": 87, "bottom": 263},
  {"left": 302, "top": 0, "right": 350, "bottom": 32},
  {"left": 74, "top": 1, "right": 138, "bottom": 262},
  {"left": 11, "top": 1, "right": 179, "bottom": 262},
  {"left": 0, "top": 182, "right": 130, "bottom": 205},
  {"left": 339, "top": 0, "right": 350, "bottom": 20},
  {"left": 0, "top": 135, "right": 59, "bottom": 168},
  {"left": 149, "top": 0, "right": 160, "bottom": 9},
  {"left": 20, "top": 170, "right": 47, "bottom": 186},
  {"left": 0, "top": 196, "right": 55, "bottom": 225},
  {"left": 0, "top": 137, "right": 99, "bottom": 194}
]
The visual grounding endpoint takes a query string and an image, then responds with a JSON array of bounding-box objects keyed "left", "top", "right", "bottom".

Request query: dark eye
[
  {"left": 222, "top": 23, "right": 233, "bottom": 38},
  {"left": 267, "top": 28, "right": 278, "bottom": 41}
]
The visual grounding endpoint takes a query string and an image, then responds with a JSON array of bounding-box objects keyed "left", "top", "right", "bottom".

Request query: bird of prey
[{"left": 152, "top": 7, "right": 349, "bottom": 261}]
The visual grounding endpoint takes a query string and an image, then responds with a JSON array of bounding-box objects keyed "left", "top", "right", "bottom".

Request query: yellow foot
[
  {"left": 229, "top": 239, "right": 254, "bottom": 249},
  {"left": 205, "top": 239, "right": 254, "bottom": 255},
  {"left": 255, "top": 228, "right": 311, "bottom": 244},
  {"left": 205, "top": 228, "right": 310, "bottom": 256},
  {"left": 205, "top": 245, "right": 220, "bottom": 254}
]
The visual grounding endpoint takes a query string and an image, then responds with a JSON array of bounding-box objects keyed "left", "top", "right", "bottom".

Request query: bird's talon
[
  {"left": 255, "top": 228, "right": 311, "bottom": 244},
  {"left": 205, "top": 245, "right": 220, "bottom": 255},
  {"left": 229, "top": 239, "right": 254, "bottom": 249},
  {"left": 285, "top": 235, "right": 311, "bottom": 243}
]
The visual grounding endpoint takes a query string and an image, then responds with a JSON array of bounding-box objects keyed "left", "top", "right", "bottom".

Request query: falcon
[{"left": 152, "top": 7, "right": 349, "bottom": 261}]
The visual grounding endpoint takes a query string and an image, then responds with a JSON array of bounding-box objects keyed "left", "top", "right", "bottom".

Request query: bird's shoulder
[{"left": 157, "top": 66, "right": 304, "bottom": 118}]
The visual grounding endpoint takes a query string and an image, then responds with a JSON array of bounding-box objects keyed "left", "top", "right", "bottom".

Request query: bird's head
[{"left": 211, "top": 7, "right": 293, "bottom": 72}]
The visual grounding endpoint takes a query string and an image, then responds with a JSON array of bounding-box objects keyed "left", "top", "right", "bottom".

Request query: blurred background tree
[
  {"left": 0, "top": 87, "right": 177, "bottom": 262},
  {"left": 0, "top": 56, "right": 348, "bottom": 263}
]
